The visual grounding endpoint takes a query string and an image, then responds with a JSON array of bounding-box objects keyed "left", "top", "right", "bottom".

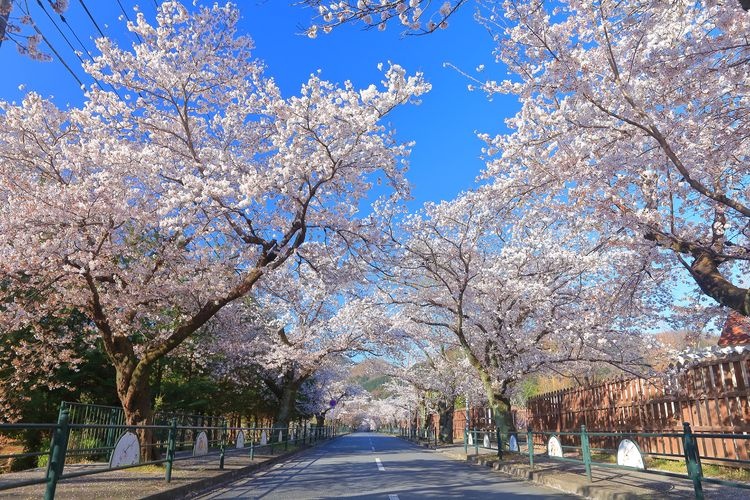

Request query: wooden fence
[
  {"left": 527, "top": 351, "right": 750, "bottom": 461},
  {"left": 451, "top": 406, "right": 528, "bottom": 439}
]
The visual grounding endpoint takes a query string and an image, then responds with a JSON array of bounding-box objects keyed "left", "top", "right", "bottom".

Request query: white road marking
[
  {"left": 388, "top": 495, "right": 400, "bottom": 500},
  {"left": 375, "top": 457, "right": 385, "bottom": 471}
]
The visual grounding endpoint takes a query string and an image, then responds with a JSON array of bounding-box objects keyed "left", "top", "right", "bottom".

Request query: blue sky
[{"left": 0, "top": 0, "right": 518, "bottom": 210}]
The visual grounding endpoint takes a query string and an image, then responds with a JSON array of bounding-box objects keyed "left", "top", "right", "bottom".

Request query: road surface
[{"left": 196, "top": 432, "right": 574, "bottom": 499}]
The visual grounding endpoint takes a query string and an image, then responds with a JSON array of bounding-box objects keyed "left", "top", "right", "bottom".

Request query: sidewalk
[
  {"left": 408, "top": 438, "right": 748, "bottom": 499},
  {"left": 0, "top": 441, "right": 327, "bottom": 499}
]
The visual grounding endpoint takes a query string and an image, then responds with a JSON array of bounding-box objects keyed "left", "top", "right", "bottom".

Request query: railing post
[
  {"left": 464, "top": 429, "right": 468, "bottom": 454},
  {"left": 303, "top": 423, "right": 307, "bottom": 445},
  {"left": 44, "top": 409, "right": 71, "bottom": 500},
  {"left": 682, "top": 422, "right": 704, "bottom": 500},
  {"left": 474, "top": 429, "right": 479, "bottom": 456},
  {"left": 165, "top": 418, "right": 177, "bottom": 483},
  {"left": 497, "top": 426, "right": 503, "bottom": 460},
  {"left": 105, "top": 408, "right": 119, "bottom": 449},
  {"left": 250, "top": 430, "right": 255, "bottom": 461},
  {"left": 527, "top": 427, "right": 534, "bottom": 470},
  {"left": 219, "top": 422, "right": 227, "bottom": 470},
  {"left": 581, "top": 425, "right": 592, "bottom": 482}
]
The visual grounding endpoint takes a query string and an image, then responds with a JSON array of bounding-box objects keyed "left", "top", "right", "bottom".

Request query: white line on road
[
  {"left": 375, "top": 457, "right": 385, "bottom": 471},
  {"left": 388, "top": 495, "right": 400, "bottom": 500}
]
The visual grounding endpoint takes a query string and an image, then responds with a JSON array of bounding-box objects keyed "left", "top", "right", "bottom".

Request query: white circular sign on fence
[
  {"left": 109, "top": 431, "right": 140, "bottom": 468},
  {"left": 260, "top": 430, "right": 268, "bottom": 445},
  {"left": 509, "top": 434, "right": 519, "bottom": 452},
  {"left": 547, "top": 435, "right": 563, "bottom": 458},
  {"left": 235, "top": 430, "right": 245, "bottom": 449},
  {"left": 617, "top": 439, "right": 645, "bottom": 470},
  {"left": 483, "top": 433, "right": 490, "bottom": 448},
  {"left": 193, "top": 431, "right": 208, "bottom": 456}
]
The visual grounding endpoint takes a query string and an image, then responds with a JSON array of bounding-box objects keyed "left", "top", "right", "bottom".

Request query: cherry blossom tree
[
  {"left": 303, "top": 0, "right": 468, "bottom": 36},
  {"left": 302, "top": 0, "right": 750, "bottom": 318},
  {"left": 302, "top": 0, "right": 750, "bottom": 37},
  {"left": 388, "top": 188, "right": 651, "bottom": 437},
  {"left": 215, "top": 258, "right": 399, "bottom": 440},
  {"left": 384, "top": 342, "right": 482, "bottom": 442},
  {"left": 0, "top": 0, "right": 429, "bottom": 448},
  {"left": 297, "top": 364, "right": 363, "bottom": 429},
  {"left": 0, "top": 0, "right": 69, "bottom": 60},
  {"left": 473, "top": 0, "right": 750, "bottom": 318}
]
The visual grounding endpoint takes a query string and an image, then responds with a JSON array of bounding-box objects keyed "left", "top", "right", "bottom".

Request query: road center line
[
  {"left": 388, "top": 495, "right": 400, "bottom": 500},
  {"left": 375, "top": 457, "right": 385, "bottom": 471}
]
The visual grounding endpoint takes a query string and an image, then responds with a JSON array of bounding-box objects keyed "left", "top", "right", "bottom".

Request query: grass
[
  {"left": 590, "top": 451, "right": 750, "bottom": 483},
  {"left": 119, "top": 464, "right": 166, "bottom": 474},
  {"left": 646, "top": 457, "right": 750, "bottom": 482}
]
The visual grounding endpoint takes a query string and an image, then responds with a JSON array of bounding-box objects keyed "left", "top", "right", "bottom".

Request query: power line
[
  {"left": 47, "top": 0, "right": 95, "bottom": 61},
  {"left": 77, "top": 0, "right": 105, "bottom": 38},
  {"left": 36, "top": 0, "right": 86, "bottom": 65},
  {"left": 31, "top": 23, "right": 83, "bottom": 87},
  {"left": 115, "top": 0, "right": 142, "bottom": 43},
  {"left": 34, "top": 0, "right": 125, "bottom": 95}
]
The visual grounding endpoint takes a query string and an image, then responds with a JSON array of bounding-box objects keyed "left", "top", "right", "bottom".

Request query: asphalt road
[{"left": 195, "top": 432, "right": 574, "bottom": 499}]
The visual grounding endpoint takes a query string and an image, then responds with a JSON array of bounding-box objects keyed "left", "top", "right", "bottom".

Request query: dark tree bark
[
  {"left": 437, "top": 400, "right": 454, "bottom": 444},
  {"left": 273, "top": 382, "right": 299, "bottom": 442}
]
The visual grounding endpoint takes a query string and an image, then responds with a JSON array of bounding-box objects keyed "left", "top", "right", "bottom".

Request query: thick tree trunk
[
  {"left": 116, "top": 362, "right": 156, "bottom": 461},
  {"left": 491, "top": 393, "right": 516, "bottom": 437},
  {"left": 314, "top": 413, "right": 325, "bottom": 439},
  {"left": 437, "top": 400, "right": 454, "bottom": 444},
  {"left": 273, "top": 383, "right": 298, "bottom": 442}
]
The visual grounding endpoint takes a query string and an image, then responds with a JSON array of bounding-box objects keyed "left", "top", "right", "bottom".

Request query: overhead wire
[
  {"left": 115, "top": 0, "right": 142, "bottom": 43},
  {"left": 35, "top": 1, "right": 87, "bottom": 67},
  {"left": 31, "top": 22, "right": 83, "bottom": 87},
  {"left": 34, "top": 0, "right": 127, "bottom": 97},
  {"left": 77, "top": 0, "right": 104, "bottom": 38},
  {"left": 47, "top": 0, "right": 95, "bottom": 61}
]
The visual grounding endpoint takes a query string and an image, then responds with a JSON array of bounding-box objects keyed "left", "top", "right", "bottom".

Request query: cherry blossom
[{"left": 0, "top": 1, "right": 429, "bottom": 438}]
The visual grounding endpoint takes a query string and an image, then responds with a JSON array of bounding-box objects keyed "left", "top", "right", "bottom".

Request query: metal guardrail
[
  {"left": 466, "top": 423, "right": 749, "bottom": 500},
  {"left": 58, "top": 401, "right": 228, "bottom": 459},
  {"left": 383, "top": 421, "right": 750, "bottom": 499},
  {"left": 0, "top": 409, "right": 338, "bottom": 499}
]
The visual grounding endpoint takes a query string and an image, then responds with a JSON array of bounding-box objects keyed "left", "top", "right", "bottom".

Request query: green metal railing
[
  {"left": 58, "top": 401, "right": 228, "bottom": 460},
  {"left": 520, "top": 423, "right": 750, "bottom": 499},
  {"left": 388, "top": 420, "right": 750, "bottom": 499},
  {"left": 462, "top": 428, "right": 509, "bottom": 458},
  {"left": 0, "top": 410, "right": 338, "bottom": 499}
]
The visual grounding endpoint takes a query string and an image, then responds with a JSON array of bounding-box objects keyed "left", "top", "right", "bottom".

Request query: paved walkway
[
  {"left": 0, "top": 441, "right": 315, "bottom": 499},
  {"left": 196, "top": 432, "right": 574, "bottom": 499}
]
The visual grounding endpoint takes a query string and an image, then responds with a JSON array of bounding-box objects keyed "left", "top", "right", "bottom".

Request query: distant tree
[
  {"left": 221, "top": 262, "right": 399, "bottom": 440},
  {"left": 389, "top": 189, "right": 651, "bottom": 437}
]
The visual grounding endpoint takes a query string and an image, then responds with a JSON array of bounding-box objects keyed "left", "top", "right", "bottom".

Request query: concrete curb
[
  {"left": 142, "top": 437, "right": 341, "bottom": 500},
  {"left": 429, "top": 446, "right": 656, "bottom": 499},
  {"left": 468, "top": 456, "right": 649, "bottom": 500}
]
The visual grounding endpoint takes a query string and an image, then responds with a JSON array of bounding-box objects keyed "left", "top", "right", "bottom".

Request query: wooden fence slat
[{"left": 521, "top": 352, "right": 750, "bottom": 462}]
